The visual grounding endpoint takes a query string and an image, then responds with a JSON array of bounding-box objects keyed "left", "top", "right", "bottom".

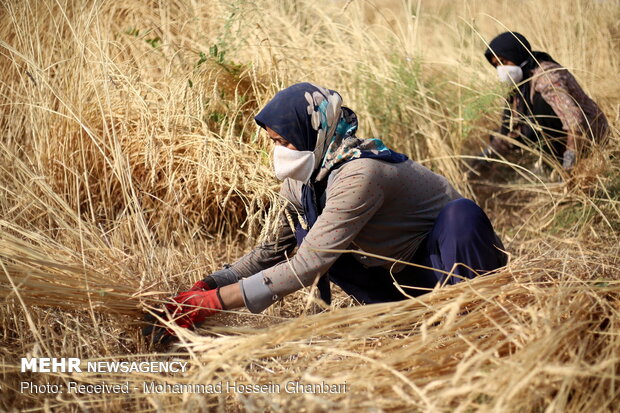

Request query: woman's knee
[
  {"left": 435, "top": 199, "right": 493, "bottom": 241},
  {"left": 439, "top": 199, "right": 484, "bottom": 225}
]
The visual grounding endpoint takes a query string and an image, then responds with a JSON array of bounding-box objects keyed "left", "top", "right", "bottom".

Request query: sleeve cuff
[
  {"left": 239, "top": 271, "right": 279, "bottom": 314},
  {"left": 210, "top": 267, "right": 241, "bottom": 287}
]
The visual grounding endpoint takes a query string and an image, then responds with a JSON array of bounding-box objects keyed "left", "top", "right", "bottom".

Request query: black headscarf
[
  {"left": 484, "top": 32, "right": 563, "bottom": 153},
  {"left": 484, "top": 31, "right": 558, "bottom": 104},
  {"left": 485, "top": 32, "right": 532, "bottom": 67}
]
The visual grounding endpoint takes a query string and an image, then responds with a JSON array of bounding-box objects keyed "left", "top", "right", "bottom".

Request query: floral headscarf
[{"left": 255, "top": 82, "right": 407, "bottom": 183}]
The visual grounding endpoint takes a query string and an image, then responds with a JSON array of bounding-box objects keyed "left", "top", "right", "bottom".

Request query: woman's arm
[
  {"left": 533, "top": 66, "right": 586, "bottom": 152},
  {"left": 239, "top": 163, "right": 385, "bottom": 313},
  {"left": 487, "top": 97, "right": 524, "bottom": 156},
  {"left": 205, "top": 182, "right": 300, "bottom": 287}
]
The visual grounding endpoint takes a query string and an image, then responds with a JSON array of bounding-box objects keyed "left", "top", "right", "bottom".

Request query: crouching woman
[
  {"left": 473, "top": 31, "right": 608, "bottom": 174},
  {"left": 148, "top": 83, "right": 508, "bottom": 335}
]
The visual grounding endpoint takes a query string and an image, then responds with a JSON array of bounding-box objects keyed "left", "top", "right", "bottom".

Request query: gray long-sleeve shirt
[{"left": 213, "top": 158, "right": 462, "bottom": 312}]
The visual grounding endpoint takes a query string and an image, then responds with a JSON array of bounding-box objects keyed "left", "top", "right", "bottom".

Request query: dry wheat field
[{"left": 1, "top": 0, "right": 619, "bottom": 411}]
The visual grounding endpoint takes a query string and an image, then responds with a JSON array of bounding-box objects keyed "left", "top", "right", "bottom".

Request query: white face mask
[
  {"left": 496, "top": 65, "right": 524, "bottom": 84},
  {"left": 273, "top": 145, "right": 316, "bottom": 182}
]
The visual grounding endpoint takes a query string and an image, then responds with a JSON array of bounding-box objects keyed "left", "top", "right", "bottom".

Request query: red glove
[
  {"left": 165, "top": 289, "right": 224, "bottom": 329},
  {"left": 189, "top": 280, "right": 212, "bottom": 291},
  {"left": 189, "top": 276, "right": 218, "bottom": 291}
]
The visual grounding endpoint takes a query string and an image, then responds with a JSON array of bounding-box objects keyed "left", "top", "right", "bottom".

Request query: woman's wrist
[{"left": 218, "top": 283, "right": 245, "bottom": 309}]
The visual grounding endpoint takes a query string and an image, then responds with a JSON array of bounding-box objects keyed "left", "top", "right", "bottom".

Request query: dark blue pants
[{"left": 327, "top": 198, "right": 507, "bottom": 303}]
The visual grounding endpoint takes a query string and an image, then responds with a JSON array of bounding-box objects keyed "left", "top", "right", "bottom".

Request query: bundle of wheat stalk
[{"left": 0, "top": 231, "right": 141, "bottom": 316}]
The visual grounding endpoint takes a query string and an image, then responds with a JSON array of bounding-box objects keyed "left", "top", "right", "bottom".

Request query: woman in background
[{"left": 470, "top": 31, "right": 608, "bottom": 175}]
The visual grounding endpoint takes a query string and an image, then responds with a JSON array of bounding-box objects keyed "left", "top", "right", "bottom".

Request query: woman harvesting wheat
[
  {"left": 145, "top": 83, "right": 507, "bottom": 341},
  {"left": 469, "top": 31, "right": 608, "bottom": 176}
]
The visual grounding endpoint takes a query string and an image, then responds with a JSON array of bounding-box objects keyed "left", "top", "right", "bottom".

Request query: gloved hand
[
  {"left": 142, "top": 288, "right": 224, "bottom": 344},
  {"left": 562, "top": 149, "right": 576, "bottom": 171},
  {"left": 165, "top": 289, "right": 224, "bottom": 329}
]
